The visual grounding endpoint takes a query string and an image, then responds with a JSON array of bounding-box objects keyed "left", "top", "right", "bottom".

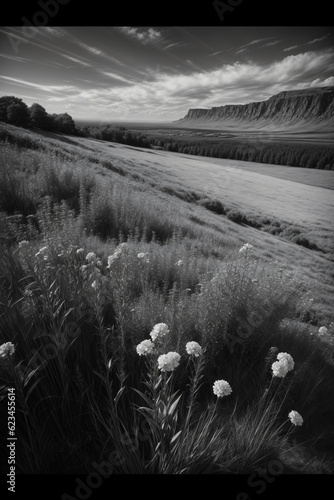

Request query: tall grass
[{"left": 1, "top": 135, "right": 334, "bottom": 474}]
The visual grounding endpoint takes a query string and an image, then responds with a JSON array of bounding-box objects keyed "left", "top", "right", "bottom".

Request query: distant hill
[{"left": 177, "top": 86, "right": 334, "bottom": 132}]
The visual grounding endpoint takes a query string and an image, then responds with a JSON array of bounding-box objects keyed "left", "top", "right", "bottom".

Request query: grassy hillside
[{"left": 0, "top": 123, "right": 334, "bottom": 476}]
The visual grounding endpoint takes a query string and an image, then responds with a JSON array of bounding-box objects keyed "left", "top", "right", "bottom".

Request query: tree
[
  {"left": 0, "top": 96, "right": 30, "bottom": 127},
  {"left": 53, "top": 112, "right": 77, "bottom": 134},
  {"left": 28, "top": 103, "right": 50, "bottom": 129}
]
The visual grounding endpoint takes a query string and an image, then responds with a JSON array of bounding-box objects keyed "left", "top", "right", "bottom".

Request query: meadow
[{"left": 0, "top": 123, "right": 334, "bottom": 479}]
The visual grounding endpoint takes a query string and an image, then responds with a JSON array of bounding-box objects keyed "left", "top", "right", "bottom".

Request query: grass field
[{"left": 0, "top": 123, "right": 334, "bottom": 477}]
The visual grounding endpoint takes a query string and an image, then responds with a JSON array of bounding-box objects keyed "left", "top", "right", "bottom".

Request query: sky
[{"left": 0, "top": 26, "right": 334, "bottom": 123}]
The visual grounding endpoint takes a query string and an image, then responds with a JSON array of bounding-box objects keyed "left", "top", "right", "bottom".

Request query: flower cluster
[
  {"left": 150, "top": 323, "right": 170, "bottom": 342},
  {"left": 185, "top": 341, "right": 202, "bottom": 357},
  {"left": 288, "top": 410, "right": 303, "bottom": 426},
  {"left": 239, "top": 243, "right": 253, "bottom": 254},
  {"left": 35, "top": 246, "right": 48, "bottom": 260},
  {"left": 137, "top": 252, "right": 150, "bottom": 263},
  {"left": 18, "top": 240, "right": 29, "bottom": 249},
  {"left": 0, "top": 342, "right": 15, "bottom": 359},
  {"left": 136, "top": 339, "right": 155, "bottom": 356},
  {"left": 157, "top": 352, "right": 181, "bottom": 372},
  {"left": 271, "top": 352, "right": 295, "bottom": 378},
  {"left": 213, "top": 379, "right": 232, "bottom": 398},
  {"left": 318, "top": 326, "right": 328, "bottom": 336},
  {"left": 107, "top": 243, "right": 128, "bottom": 269}
]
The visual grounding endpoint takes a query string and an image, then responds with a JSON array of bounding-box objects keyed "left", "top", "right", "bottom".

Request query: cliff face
[{"left": 178, "top": 86, "right": 334, "bottom": 129}]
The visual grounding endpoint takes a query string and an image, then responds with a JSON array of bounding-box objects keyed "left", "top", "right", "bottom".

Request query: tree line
[
  {"left": 148, "top": 136, "right": 334, "bottom": 170},
  {"left": 0, "top": 96, "right": 77, "bottom": 134}
]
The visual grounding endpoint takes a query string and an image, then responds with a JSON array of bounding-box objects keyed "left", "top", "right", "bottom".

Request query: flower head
[
  {"left": 158, "top": 352, "right": 181, "bottom": 372},
  {"left": 318, "top": 326, "right": 328, "bottom": 335},
  {"left": 136, "top": 339, "right": 155, "bottom": 356},
  {"left": 271, "top": 352, "right": 294, "bottom": 378},
  {"left": 150, "top": 323, "right": 169, "bottom": 341},
  {"left": 239, "top": 243, "right": 253, "bottom": 254},
  {"left": 276, "top": 352, "right": 294, "bottom": 371},
  {"left": 137, "top": 252, "right": 150, "bottom": 263},
  {"left": 185, "top": 341, "right": 202, "bottom": 357},
  {"left": 176, "top": 260, "right": 183, "bottom": 266},
  {"left": 0, "top": 342, "right": 15, "bottom": 359},
  {"left": 35, "top": 246, "right": 48, "bottom": 258},
  {"left": 271, "top": 360, "right": 289, "bottom": 378},
  {"left": 86, "top": 252, "right": 97, "bottom": 263},
  {"left": 288, "top": 410, "right": 303, "bottom": 426},
  {"left": 18, "top": 240, "right": 29, "bottom": 248},
  {"left": 213, "top": 379, "right": 232, "bottom": 398}
]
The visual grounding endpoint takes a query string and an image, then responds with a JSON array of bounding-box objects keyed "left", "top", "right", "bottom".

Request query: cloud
[
  {"left": 283, "top": 45, "right": 299, "bottom": 52},
  {"left": 119, "top": 27, "right": 163, "bottom": 45},
  {"left": 0, "top": 76, "right": 78, "bottom": 95},
  {"left": 307, "top": 33, "right": 330, "bottom": 45}
]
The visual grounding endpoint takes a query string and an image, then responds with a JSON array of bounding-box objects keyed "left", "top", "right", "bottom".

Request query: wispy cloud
[
  {"left": 0, "top": 76, "right": 78, "bottom": 95},
  {"left": 283, "top": 45, "right": 299, "bottom": 52},
  {"left": 306, "top": 33, "right": 330, "bottom": 45}
]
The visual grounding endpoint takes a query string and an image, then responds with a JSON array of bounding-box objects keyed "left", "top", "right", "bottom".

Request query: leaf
[
  {"left": 114, "top": 386, "right": 126, "bottom": 405},
  {"left": 170, "top": 429, "right": 182, "bottom": 444},
  {"left": 133, "top": 388, "right": 154, "bottom": 408},
  {"left": 167, "top": 393, "right": 182, "bottom": 416}
]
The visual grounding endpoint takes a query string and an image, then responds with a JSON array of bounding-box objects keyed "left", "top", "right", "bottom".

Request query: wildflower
[
  {"left": 271, "top": 360, "right": 289, "bottom": 378},
  {"left": 107, "top": 250, "right": 122, "bottom": 268},
  {"left": 86, "top": 252, "right": 97, "bottom": 263},
  {"left": 176, "top": 260, "right": 183, "bottom": 266},
  {"left": 318, "top": 326, "right": 328, "bottom": 335},
  {"left": 150, "top": 323, "right": 169, "bottom": 341},
  {"left": 276, "top": 352, "right": 295, "bottom": 371},
  {"left": 138, "top": 252, "right": 149, "bottom": 259},
  {"left": 288, "top": 410, "right": 303, "bottom": 426},
  {"left": 35, "top": 246, "right": 48, "bottom": 257},
  {"left": 239, "top": 243, "right": 253, "bottom": 253},
  {"left": 213, "top": 379, "right": 232, "bottom": 398},
  {"left": 137, "top": 252, "right": 150, "bottom": 263},
  {"left": 185, "top": 341, "right": 202, "bottom": 357},
  {"left": 18, "top": 240, "right": 29, "bottom": 248},
  {"left": 0, "top": 342, "right": 15, "bottom": 359},
  {"left": 136, "top": 339, "right": 155, "bottom": 356},
  {"left": 158, "top": 352, "right": 181, "bottom": 372}
]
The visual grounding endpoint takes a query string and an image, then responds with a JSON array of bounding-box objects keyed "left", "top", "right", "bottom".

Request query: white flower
[
  {"left": 239, "top": 243, "right": 253, "bottom": 253},
  {"left": 185, "top": 341, "right": 202, "bottom": 357},
  {"left": 318, "top": 326, "right": 328, "bottom": 335},
  {"left": 35, "top": 246, "right": 48, "bottom": 257},
  {"left": 288, "top": 410, "right": 303, "bottom": 426},
  {"left": 107, "top": 250, "right": 122, "bottom": 268},
  {"left": 271, "top": 360, "right": 289, "bottom": 378},
  {"left": 136, "top": 339, "right": 155, "bottom": 356},
  {"left": 158, "top": 352, "right": 181, "bottom": 372},
  {"left": 213, "top": 379, "right": 232, "bottom": 398},
  {"left": 86, "top": 252, "right": 97, "bottom": 263},
  {"left": 176, "top": 260, "right": 183, "bottom": 266},
  {"left": 276, "top": 352, "right": 294, "bottom": 371},
  {"left": 18, "top": 240, "right": 29, "bottom": 248},
  {"left": 137, "top": 252, "right": 150, "bottom": 263},
  {"left": 150, "top": 323, "right": 170, "bottom": 341},
  {"left": 137, "top": 252, "right": 149, "bottom": 259},
  {"left": 0, "top": 342, "right": 15, "bottom": 359}
]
